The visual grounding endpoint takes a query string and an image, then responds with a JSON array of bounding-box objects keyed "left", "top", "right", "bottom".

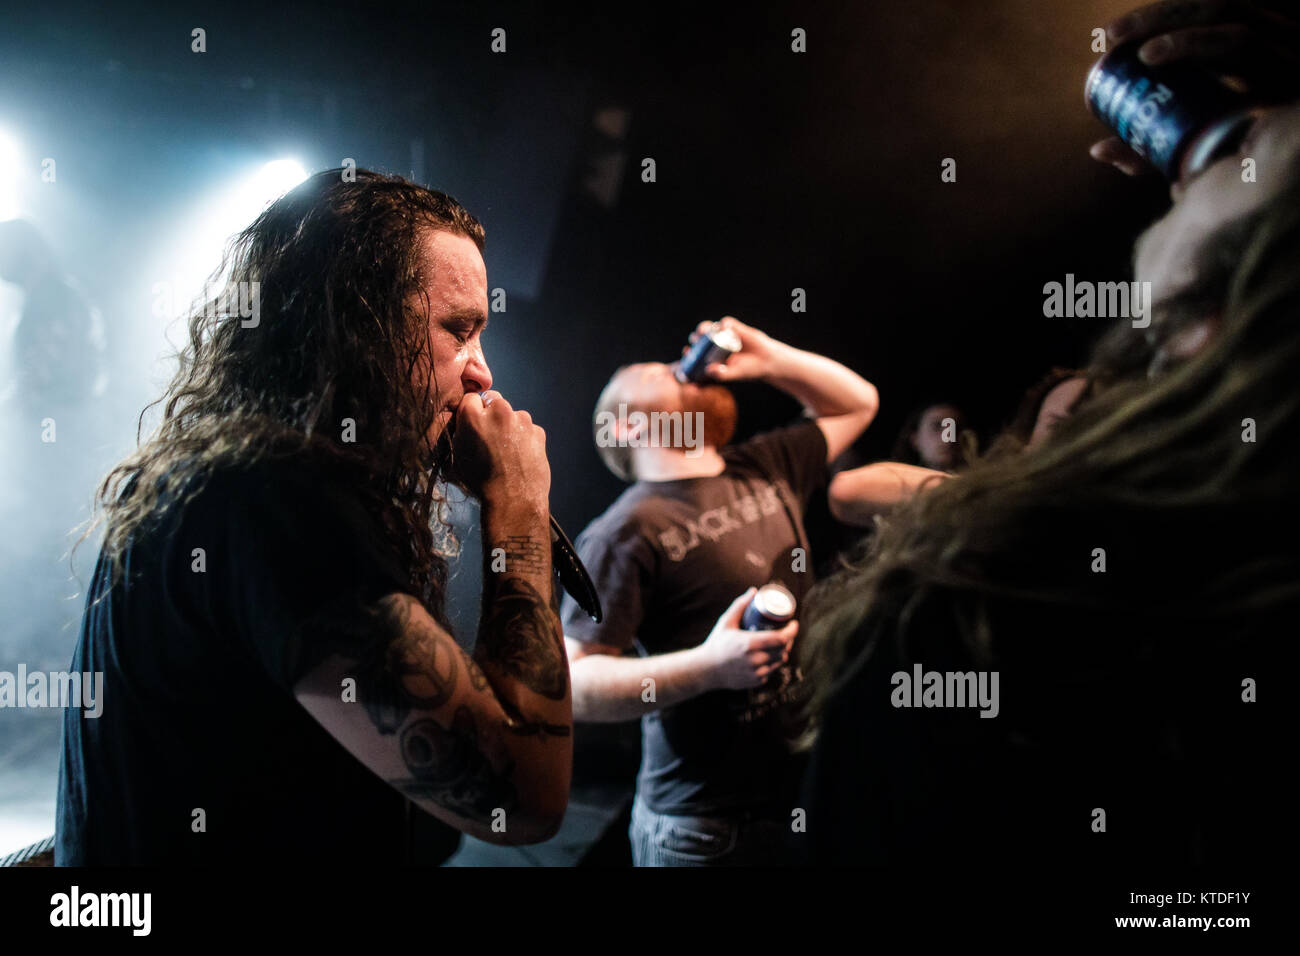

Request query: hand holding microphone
[
  {"left": 448, "top": 389, "right": 603, "bottom": 621},
  {"left": 450, "top": 389, "right": 551, "bottom": 514}
]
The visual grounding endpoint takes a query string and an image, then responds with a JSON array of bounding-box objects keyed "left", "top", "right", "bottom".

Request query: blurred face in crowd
[
  {"left": 912, "top": 403, "right": 965, "bottom": 470},
  {"left": 1136, "top": 103, "right": 1300, "bottom": 321}
]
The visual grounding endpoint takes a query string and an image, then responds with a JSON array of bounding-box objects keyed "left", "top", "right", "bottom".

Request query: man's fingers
[
  {"left": 1139, "top": 22, "right": 1251, "bottom": 64},
  {"left": 719, "top": 588, "right": 757, "bottom": 629},
  {"left": 752, "top": 662, "right": 783, "bottom": 682},
  {"left": 748, "top": 647, "right": 789, "bottom": 666},
  {"left": 748, "top": 629, "right": 795, "bottom": 653},
  {"left": 456, "top": 391, "right": 485, "bottom": 421},
  {"left": 1089, "top": 137, "right": 1149, "bottom": 175},
  {"left": 462, "top": 389, "right": 506, "bottom": 409},
  {"left": 1107, "top": 0, "right": 1235, "bottom": 47}
]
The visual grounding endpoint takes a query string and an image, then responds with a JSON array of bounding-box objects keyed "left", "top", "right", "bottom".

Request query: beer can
[
  {"left": 741, "top": 582, "right": 797, "bottom": 631},
  {"left": 675, "top": 323, "right": 742, "bottom": 384},
  {"left": 1085, "top": 44, "right": 1256, "bottom": 181}
]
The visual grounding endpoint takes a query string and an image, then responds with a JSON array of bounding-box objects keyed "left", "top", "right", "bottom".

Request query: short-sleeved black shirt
[
  {"left": 562, "top": 421, "right": 828, "bottom": 815},
  {"left": 55, "top": 456, "right": 460, "bottom": 865}
]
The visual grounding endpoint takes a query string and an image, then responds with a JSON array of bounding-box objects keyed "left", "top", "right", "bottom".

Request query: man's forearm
[
  {"left": 570, "top": 647, "right": 715, "bottom": 722},
  {"left": 765, "top": 342, "right": 879, "bottom": 418},
  {"left": 474, "top": 500, "right": 572, "bottom": 737}
]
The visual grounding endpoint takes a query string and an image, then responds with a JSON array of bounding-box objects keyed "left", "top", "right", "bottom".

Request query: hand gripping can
[
  {"left": 741, "top": 582, "right": 797, "bottom": 631},
  {"left": 1085, "top": 43, "right": 1257, "bottom": 181},
  {"left": 675, "top": 323, "right": 742, "bottom": 384}
]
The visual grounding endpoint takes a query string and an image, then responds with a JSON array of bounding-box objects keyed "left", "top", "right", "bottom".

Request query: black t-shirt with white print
[{"left": 562, "top": 421, "right": 828, "bottom": 816}]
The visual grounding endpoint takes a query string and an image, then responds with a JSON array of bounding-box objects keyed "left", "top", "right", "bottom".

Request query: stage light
[
  {"left": 149, "top": 157, "right": 310, "bottom": 322},
  {"left": 0, "top": 129, "right": 21, "bottom": 221},
  {"left": 226, "top": 159, "right": 309, "bottom": 217},
  {"left": 256, "top": 159, "right": 309, "bottom": 195},
  {"left": 221, "top": 157, "right": 310, "bottom": 230}
]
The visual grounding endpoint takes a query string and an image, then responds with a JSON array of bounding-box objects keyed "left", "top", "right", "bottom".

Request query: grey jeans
[{"left": 629, "top": 797, "right": 803, "bottom": 867}]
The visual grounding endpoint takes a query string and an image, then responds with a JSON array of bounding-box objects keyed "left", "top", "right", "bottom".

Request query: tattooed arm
[
  {"left": 469, "top": 499, "right": 572, "bottom": 814},
  {"left": 293, "top": 390, "right": 572, "bottom": 845},
  {"left": 292, "top": 579, "right": 568, "bottom": 846}
]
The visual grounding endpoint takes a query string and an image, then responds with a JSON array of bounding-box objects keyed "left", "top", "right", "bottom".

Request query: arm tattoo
[
  {"left": 478, "top": 576, "right": 568, "bottom": 700},
  {"left": 355, "top": 595, "right": 458, "bottom": 734},
  {"left": 495, "top": 535, "right": 548, "bottom": 577},
  {"left": 351, "top": 597, "right": 562, "bottom": 820},
  {"left": 458, "top": 645, "right": 490, "bottom": 693},
  {"left": 495, "top": 680, "right": 572, "bottom": 739},
  {"left": 391, "top": 708, "right": 519, "bottom": 819},
  {"left": 504, "top": 717, "right": 571, "bottom": 739}
]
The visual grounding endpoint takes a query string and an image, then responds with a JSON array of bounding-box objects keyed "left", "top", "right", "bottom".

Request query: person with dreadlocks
[
  {"left": 799, "top": 5, "right": 1300, "bottom": 869},
  {"left": 56, "top": 170, "right": 572, "bottom": 865}
]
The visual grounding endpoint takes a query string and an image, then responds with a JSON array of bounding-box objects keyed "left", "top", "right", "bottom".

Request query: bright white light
[
  {"left": 254, "top": 159, "right": 309, "bottom": 198},
  {"left": 150, "top": 158, "right": 310, "bottom": 322},
  {"left": 0, "top": 129, "right": 21, "bottom": 221},
  {"left": 227, "top": 159, "right": 309, "bottom": 219}
]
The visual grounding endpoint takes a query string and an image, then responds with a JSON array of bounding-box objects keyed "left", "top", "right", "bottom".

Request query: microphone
[
  {"left": 450, "top": 392, "right": 603, "bottom": 622},
  {"left": 549, "top": 512, "right": 603, "bottom": 622}
]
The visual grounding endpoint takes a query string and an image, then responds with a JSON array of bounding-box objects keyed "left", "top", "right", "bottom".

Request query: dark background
[
  {"left": 0, "top": 0, "right": 1172, "bottom": 857},
  {"left": 1, "top": 0, "right": 1171, "bottom": 523}
]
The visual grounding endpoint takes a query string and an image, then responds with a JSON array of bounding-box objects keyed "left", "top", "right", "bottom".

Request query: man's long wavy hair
[
  {"left": 796, "top": 179, "right": 1300, "bottom": 739},
  {"left": 81, "top": 169, "right": 484, "bottom": 628}
]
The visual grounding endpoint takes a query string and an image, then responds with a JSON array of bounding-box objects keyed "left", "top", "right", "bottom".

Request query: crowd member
[
  {"left": 562, "top": 316, "right": 878, "bottom": 865},
  {"left": 800, "top": 3, "right": 1300, "bottom": 868},
  {"left": 889, "top": 401, "right": 972, "bottom": 471}
]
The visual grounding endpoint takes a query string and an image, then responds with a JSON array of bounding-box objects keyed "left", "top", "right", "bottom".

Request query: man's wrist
[
  {"left": 684, "top": 643, "right": 719, "bottom": 693},
  {"left": 761, "top": 340, "right": 810, "bottom": 386},
  {"left": 480, "top": 487, "right": 548, "bottom": 520}
]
